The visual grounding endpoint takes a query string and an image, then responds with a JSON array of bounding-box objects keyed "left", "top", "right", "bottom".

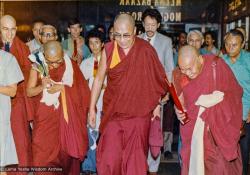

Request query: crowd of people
[{"left": 0, "top": 7, "right": 249, "bottom": 175}]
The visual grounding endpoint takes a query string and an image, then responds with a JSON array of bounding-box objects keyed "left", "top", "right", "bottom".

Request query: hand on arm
[{"left": 89, "top": 49, "right": 107, "bottom": 128}]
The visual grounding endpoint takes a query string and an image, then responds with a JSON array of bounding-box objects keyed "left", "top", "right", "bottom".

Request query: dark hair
[
  {"left": 204, "top": 31, "right": 216, "bottom": 40},
  {"left": 67, "top": 18, "right": 82, "bottom": 28},
  {"left": 87, "top": 29, "right": 105, "bottom": 43},
  {"left": 94, "top": 24, "right": 106, "bottom": 34},
  {"left": 142, "top": 8, "right": 162, "bottom": 24},
  {"left": 108, "top": 24, "right": 113, "bottom": 34},
  {"left": 179, "top": 31, "right": 187, "bottom": 37},
  {"left": 227, "top": 29, "right": 244, "bottom": 44},
  {"left": 31, "top": 19, "right": 46, "bottom": 28}
]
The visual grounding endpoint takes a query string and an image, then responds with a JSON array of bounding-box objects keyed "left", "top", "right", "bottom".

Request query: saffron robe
[
  {"left": 97, "top": 37, "right": 168, "bottom": 175},
  {"left": 174, "top": 55, "right": 243, "bottom": 175},
  {"left": 8, "top": 36, "right": 33, "bottom": 167},
  {"left": 32, "top": 60, "right": 90, "bottom": 175}
]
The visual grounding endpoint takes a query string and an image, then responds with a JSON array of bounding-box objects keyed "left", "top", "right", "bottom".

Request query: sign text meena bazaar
[
  {"left": 119, "top": 0, "right": 182, "bottom": 23},
  {"left": 119, "top": 0, "right": 182, "bottom": 6}
]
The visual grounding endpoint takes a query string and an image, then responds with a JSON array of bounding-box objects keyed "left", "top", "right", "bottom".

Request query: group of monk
[{"left": 0, "top": 7, "right": 249, "bottom": 175}]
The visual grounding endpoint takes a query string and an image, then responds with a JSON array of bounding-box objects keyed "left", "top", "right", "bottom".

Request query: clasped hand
[{"left": 41, "top": 77, "right": 63, "bottom": 94}]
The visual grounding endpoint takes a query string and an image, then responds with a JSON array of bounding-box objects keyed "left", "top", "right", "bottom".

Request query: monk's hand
[
  {"left": 41, "top": 77, "right": 52, "bottom": 89},
  {"left": 47, "top": 84, "right": 64, "bottom": 94},
  {"left": 174, "top": 106, "right": 186, "bottom": 125},
  {"left": 161, "top": 93, "right": 169, "bottom": 103},
  {"left": 152, "top": 104, "right": 161, "bottom": 121},
  {"left": 88, "top": 109, "right": 96, "bottom": 129}
]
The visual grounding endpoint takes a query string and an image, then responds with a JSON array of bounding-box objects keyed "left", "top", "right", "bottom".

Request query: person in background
[
  {"left": 173, "top": 31, "right": 187, "bottom": 67},
  {"left": 139, "top": 8, "right": 174, "bottom": 175},
  {"left": 26, "top": 20, "right": 45, "bottom": 53},
  {"left": 200, "top": 31, "right": 220, "bottom": 56},
  {"left": 187, "top": 30, "right": 204, "bottom": 52},
  {"left": 223, "top": 29, "right": 250, "bottom": 175},
  {"left": 107, "top": 24, "right": 114, "bottom": 42},
  {"left": 80, "top": 29, "right": 105, "bottom": 175},
  {"left": 62, "top": 18, "right": 91, "bottom": 64}
]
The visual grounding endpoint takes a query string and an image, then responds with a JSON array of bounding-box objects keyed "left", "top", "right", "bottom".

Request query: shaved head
[
  {"left": 178, "top": 45, "right": 203, "bottom": 79},
  {"left": 1, "top": 15, "right": 16, "bottom": 26},
  {"left": 44, "top": 41, "right": 63, "bottom": 67},
  {"left": 113, "top": 13, "right": 136, "bottom": 52},
  {"left": 0, "top": 15, "right": 17, "bottom": 43},
  {"left": 114, "top": 13, "right": 135, "bottom": 28},
  {"left": 178, "top": 45, "right": 199, "bottom": 65}
]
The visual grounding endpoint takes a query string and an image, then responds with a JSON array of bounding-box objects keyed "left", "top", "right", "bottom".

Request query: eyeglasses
[
  {"left": 40, "top": 32, "right": 56, "bottom": 38},
  {"left": 46, "top": 58, "right": 64, "bottom": 67},
  {"left": 113, "top": 32, "right": 133, "bottom": 40}
]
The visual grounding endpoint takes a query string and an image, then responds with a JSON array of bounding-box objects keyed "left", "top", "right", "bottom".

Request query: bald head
[
  {"left": 1, "top": 15, "right": 16, "bottom": 26},
  {"left": 178, "top": 45, "right": 199, "bottom": 64},
  {"left": 0, "top": 15, "right": 17, "bottom": 43},
  {"left": 178, "top": 45, "right": 203, "bottom": 79},
  {"left": 44, "top": 41, "right": 63, "bottom": 65},
  {"left": 114, "top": 13, "right": 135, "bottom": 28},
  {"left": 113, "top": 13, "right": 136, "bottom": 51}
]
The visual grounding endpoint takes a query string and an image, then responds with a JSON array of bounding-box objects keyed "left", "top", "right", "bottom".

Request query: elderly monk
[
  {"left": 88, "top": 14, "right": 168, "bottom": 175},
  {"left": 174, "top": 45, "right": 242, "bottom": 175},
  {"left": 26, "top": 41, "right": 90, "bottom": 174},
  {"left": 0, "top": 15, "right": 32, "bottom": 171}
]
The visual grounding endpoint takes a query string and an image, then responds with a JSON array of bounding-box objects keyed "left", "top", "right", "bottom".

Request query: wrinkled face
[
  {"left": 40, "top": 27, "right": 57, "bottom": 44},
  {"left": 225, "top": 34, "right": 242, "bottom": 59},
  {"left": 89, "top": 37, "right": 103, "bottom": 55},
  {"left": 113, "top": 21, "right": 135, "bottom": 50},
  {"left": 1, "top": 19, "right": 17, "bottom": 43},
  {"left": 143, "top": 16, "right": 160, "bottom": 38},
  {"left": 32, "top": 22, "right": 44, "bottom": 42},
  {"left": 205, "top": 34, "right": 214, "bottom": 46},
  {"left": 44, "top": 49, "right": 64, "bottom": 69},
  {"left": 179, "top": 55, "right": 202, "bottom": 79},
  {"left": 188, "top": 33, "right": 203, "bottom": 50},
  {"left": 179, "top": 33, "right": 187, "bottom": 46},
  {"left": 68, "top": 24, "right": 82, "bottom": 39}
]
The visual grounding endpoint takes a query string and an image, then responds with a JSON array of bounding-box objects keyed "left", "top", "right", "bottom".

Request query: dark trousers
[{"left": 240, "top": 123, "right": 250, "bottom": 175}]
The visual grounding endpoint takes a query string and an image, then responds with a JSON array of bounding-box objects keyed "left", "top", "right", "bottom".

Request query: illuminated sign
[{"left": 119, "top": 0, "right": 182, "bottom": 22}]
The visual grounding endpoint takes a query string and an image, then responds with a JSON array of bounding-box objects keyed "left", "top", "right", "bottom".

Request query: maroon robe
[
  {"left": 174, "top": 55, "right": 243, "bottom": 175},
  {"left": 32, "top": 60, "right": 90, "bottom": 175},
  {"left": 97, "top": 37, "right": 168, "bottom": 175},
  {"left": 9, "top": 37, "right": 33, "bottom": 168}
]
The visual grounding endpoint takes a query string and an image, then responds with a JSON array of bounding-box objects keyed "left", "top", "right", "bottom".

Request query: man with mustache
[{"left": 139, "top": 8, "right": 174, "bottom": 175}]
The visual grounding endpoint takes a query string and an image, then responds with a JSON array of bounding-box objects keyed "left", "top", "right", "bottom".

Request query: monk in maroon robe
[
  {"left": 174, "top": 45, "right": 242, "bottom": 175},
  {"left": 88, "top": 14, "right": 167, "bottom": 175},
  {"left": 26, "top": 41, "right": 89, "bottom": 175},
  {"left": 0, "top": 15, "right": 32, "bottom": 171}
]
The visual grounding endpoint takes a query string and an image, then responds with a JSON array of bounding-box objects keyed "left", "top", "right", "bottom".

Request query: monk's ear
[
  {"left": 55, "top": 35, "right": 58, "bottom": 40},
  {"left": 67, "top": 27, "right": 70, "bottom": 33}
]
